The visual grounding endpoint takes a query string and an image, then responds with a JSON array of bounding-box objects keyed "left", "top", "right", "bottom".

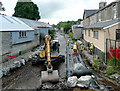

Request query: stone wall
[{"left": 1, "top": 32, "right": 39, "bottom": 63}]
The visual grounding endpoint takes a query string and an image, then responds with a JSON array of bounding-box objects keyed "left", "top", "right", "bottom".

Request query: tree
[
  {"left": 0, "top": 1, "right": 5, "bottom": 11},
  {"left": 49, "top": 29, "right": 56, "bottom": 39},
  {"left": 13, "top": 0, "right": 40, "bottom": 20}
]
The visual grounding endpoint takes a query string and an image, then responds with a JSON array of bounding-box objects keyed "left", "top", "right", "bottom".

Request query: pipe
[
  {"left": 78, "top": 54, "right": 87, "bottom": 68},
  {"left": 72, "top": 69, "right": 93, "bottom": 77},
  {"left": 104, "top": 30, "right": 107, "bottom": 63},
  {"left": 67, "top": 46, "right": 70, "bottom": 78}
]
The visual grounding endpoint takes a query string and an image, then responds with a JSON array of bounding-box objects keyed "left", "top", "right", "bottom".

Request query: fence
[{"left": 106, "top": 39, "right": 120, "bottom": 65}]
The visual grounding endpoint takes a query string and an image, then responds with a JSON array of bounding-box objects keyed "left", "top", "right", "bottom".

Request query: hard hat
[
  {"left": 68, "top": 40, "right": 69, "bottom": 42},
  {"left": 90, "top": 42, "right": 93, "bottom": 44}
]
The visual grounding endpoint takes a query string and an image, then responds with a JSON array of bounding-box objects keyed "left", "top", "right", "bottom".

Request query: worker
[
  {"left": 81, "top": 44, "right": 84, "bottom": 50},
  {"left": 66, "top": 40, "right": 70, "bottom": 46},
  {"left": 73, "top": 42, "right": 78, "bottom": 56},
  {"left": 90, "top": 42, "right": 94, "bottom": 54}
]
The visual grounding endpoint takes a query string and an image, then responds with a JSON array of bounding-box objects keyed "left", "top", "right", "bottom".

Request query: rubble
[
  {"left": 2, "top": 67, "right": 10, "bottom": 76},
  {"left": 20, "top": 58, "right": 25, "bottom": 65},
  {"left": 67, "top": 76, "right": 78, "bottom": 87},
  {"left": 13, "top": 61, "right": 21, "bottom": 68},
  {"left": 77, "top": 75, "right": 91, "bottom": 88},
  {"left": 110, "top": 73, "right": 120, "bottom": 79},
  {"left": 10, "top": 64, "right": 17, "bottom": 72}
]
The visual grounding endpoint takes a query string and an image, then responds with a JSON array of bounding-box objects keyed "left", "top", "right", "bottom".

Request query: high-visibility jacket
[
  {"left": 90, "top": 44, "right": 94, "bottom": 49},
  {"left": 73, "top": 44, "right": 77, "bottom": 49},
  {"left": 66, "top": 42, "right": 69, "bottom": 46}
]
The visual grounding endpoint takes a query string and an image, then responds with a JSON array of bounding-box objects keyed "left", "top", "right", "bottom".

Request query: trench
[{"left": 84, "top": 58, "right": 120, "bottom": 91}]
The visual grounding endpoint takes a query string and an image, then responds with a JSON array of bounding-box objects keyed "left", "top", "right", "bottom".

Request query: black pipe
[
  {"left": 72, "top": 69, "right": 93, "bottom": 78},
  {"left": 78, "top": 54, "right": 87, "bottom": 68}
]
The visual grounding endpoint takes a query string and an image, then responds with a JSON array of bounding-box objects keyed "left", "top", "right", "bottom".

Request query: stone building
[
  {"left": 72, "top": 24, "right": 84, "bottom": 40},
  {"left": 83, "top": 0, "right": 120, "bottom": 59},
  {"left": 0, "top": 15, "right": 37, "bottom": 63}
]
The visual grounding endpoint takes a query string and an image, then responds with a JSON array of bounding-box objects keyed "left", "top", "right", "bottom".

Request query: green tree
[
  {"left": 61, "top": 22, "right": 71, "bottom": 33},
  {"left": 0, "top": 1, "right": 5, "bottom": 11},
  {"left": 49, "top": 29, "right": 56, "bottom": 39},
  {"left": 13, "top": 0, "right": 40, "bottom": 20}
]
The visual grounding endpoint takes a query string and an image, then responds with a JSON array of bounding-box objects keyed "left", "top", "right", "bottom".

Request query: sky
[{"left": 1, "top": 0, "right": 115, "bottom": 25}]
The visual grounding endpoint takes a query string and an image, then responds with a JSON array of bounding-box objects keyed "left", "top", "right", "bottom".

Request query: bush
[
  {"left": 49, "top": 29, "right": 56, "bottom": 39},
  {"left": 69, "top": 33, "right": 73, "bottom": 39},
  {"left": 107, "top": 57, "right": 120, "bottom": 68}
]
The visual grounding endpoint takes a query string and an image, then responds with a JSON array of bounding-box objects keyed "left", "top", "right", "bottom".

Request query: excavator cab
[{"left": 50, "top": 40, "right": 60, "bottom": 58}]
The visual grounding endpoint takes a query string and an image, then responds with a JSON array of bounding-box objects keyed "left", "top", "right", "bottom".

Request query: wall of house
[
  {"left": 12, "top": 31, "right": 34, "bottom": 44},
  {"left": 0, "top": 32, "right": 11, "bottom": 63},
  {"left": 106, "top": 23, "right": 120, "bottom": 40},
  {"left": 83, "top": 2, "right": 119, "bottom": 27},
  {"left": 106, "top": 23, "right": 120, "bottom": 50},
  {"left": 39, "top": 28, "right": 49, "bottom": 36},
  {"left": 84, "top": 29, "right": 105, "bottom": 52},
  {"left": 72, "top": 27, "right": 83, "bottom": 39},
  {"left": 1, "top": 31, "right": 39, "bottom": 63},
  {"left": 117, "top": 1, "right": 120, "bottom": 18}
]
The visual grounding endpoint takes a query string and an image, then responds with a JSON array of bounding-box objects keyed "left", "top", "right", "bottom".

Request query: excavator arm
[
  {"left": 41, "top": 35, "right": 59, "bottom": 83},
  {"left": 45, "top": 35, "right": 53, "bottom": 72}
]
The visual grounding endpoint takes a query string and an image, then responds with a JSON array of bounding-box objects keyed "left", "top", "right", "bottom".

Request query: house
[
  {"left": 19, "top": 18, "right": 51, "bottom": 45},
  {"left": 72, "top": 23, "right": 84, "bottom": 40},
  {"left": 83, "top": 0, "right": 120, "bottom": 60},
  {"left": 0, "top": 15, "right": 36, "bottom": 63}
]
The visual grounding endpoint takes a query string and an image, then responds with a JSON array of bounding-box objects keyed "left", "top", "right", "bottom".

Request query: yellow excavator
[{"left": 32, "top": 35, "right": 64, "bottom": 83}]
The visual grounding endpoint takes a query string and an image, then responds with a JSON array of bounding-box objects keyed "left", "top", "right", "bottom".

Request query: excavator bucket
[{"left": 41, "top": 70, "right": 59, "bottom": 83}]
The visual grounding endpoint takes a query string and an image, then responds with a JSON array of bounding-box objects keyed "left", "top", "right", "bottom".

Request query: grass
[{"left": 106, "top": 68, "right": 117, "bottom": 75}]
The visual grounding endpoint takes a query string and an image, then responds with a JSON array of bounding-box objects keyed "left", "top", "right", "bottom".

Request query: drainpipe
[{"left": 104, "top": 30, "right": 107, "bottom": 63}]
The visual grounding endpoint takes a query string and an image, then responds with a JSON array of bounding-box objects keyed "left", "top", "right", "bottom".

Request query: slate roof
[
  {"left": 0, "top": 15, "right": 34, "bottom": 31},
  {"left": 19, "top": 18, "right": 51, "bottom": 29},
  {"left": 85, "top": 1, "right": 119, "bottom": 18},
  {"left": 85, "top": 18, "right": 120, "bottom": 29},
  {"left": 84, "top": 9, "right": 98, "bottom": 18}
]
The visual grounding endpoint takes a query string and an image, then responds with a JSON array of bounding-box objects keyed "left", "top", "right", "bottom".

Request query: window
[
  {"left": 94, "top": 31, "right": 98, "bottom": 39},
  {"left": 85, "top": 30, "right": 86, "bottom": 35},
  {"left": 116, "top": 29, "right": 120, "bottom": 40},
  {"left": 98, "top": 13, "right": 101, "bottom": 22},
  {"left": 19, "top": 31, "right": 27, "bottom": 38},
  {"left": 89, "top": 30, "right": 90, "bottom": 37},
  {"left": 113, "top": 5, "right": 116, "bottom": 19}
]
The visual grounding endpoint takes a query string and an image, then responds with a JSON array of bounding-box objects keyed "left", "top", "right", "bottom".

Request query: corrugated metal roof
[
  {"left": 85, "top": 18, "right": 120, "bottom": 29},
  {"left": 19, "top": 18, "right": 52, "bottom": 29},
  {"left": 0, "top": 15, "right": 34, "bottom": 31}
]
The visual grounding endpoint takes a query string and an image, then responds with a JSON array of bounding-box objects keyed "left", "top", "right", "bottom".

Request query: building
[
  {"left": 19, "top": 18, "right": 52, "bottom": 44},
  {"left": 72, "top": 23, "right": 84, "bottom": 40},
  {"left": 0, "top": 15, "right": 36, "bottom": 63},
  {"left": 83, "top": 0, "right": 120, "bottom": 59}
]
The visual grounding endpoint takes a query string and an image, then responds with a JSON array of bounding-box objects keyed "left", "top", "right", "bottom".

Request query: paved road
[{"left": 2, "top": 32, "right": 67, "bottom": 89}]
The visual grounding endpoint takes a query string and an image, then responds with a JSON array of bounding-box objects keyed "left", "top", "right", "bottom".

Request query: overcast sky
[{"left": 1, "top": 0, "right": 115, "bottom": 24}]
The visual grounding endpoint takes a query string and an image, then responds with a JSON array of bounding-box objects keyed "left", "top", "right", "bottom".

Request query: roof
[
  {"left": 83, "top": 9, "right": 98, "bottom": 19},
  {"left": 19, "top": 18, "right": 52, "bottom": 29},
  {"left": 72, "top": 25, "right": 83, "bottom": 28},
  {"left": 86, "top": 1, "right": 119, "bottom": 18},
  {"left": 0, "top": 15, "right": 34, "bottom": 31},
  {"left": 85, "top": 18, "right": 120, "bottom": 29}
]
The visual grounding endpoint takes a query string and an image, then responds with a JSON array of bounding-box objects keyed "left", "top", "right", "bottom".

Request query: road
[{"left": 2, "top": 32, "right": 66, "bottom": 89}]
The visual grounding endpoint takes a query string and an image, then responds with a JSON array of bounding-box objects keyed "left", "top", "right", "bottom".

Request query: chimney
[{"left": 99, "top": 1, "right": 107, "bottom": 9}]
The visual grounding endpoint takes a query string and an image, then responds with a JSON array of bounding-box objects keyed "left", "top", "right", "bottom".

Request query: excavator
[{"left": 32, "top": 35, "right": 65, "bottom": 83}]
